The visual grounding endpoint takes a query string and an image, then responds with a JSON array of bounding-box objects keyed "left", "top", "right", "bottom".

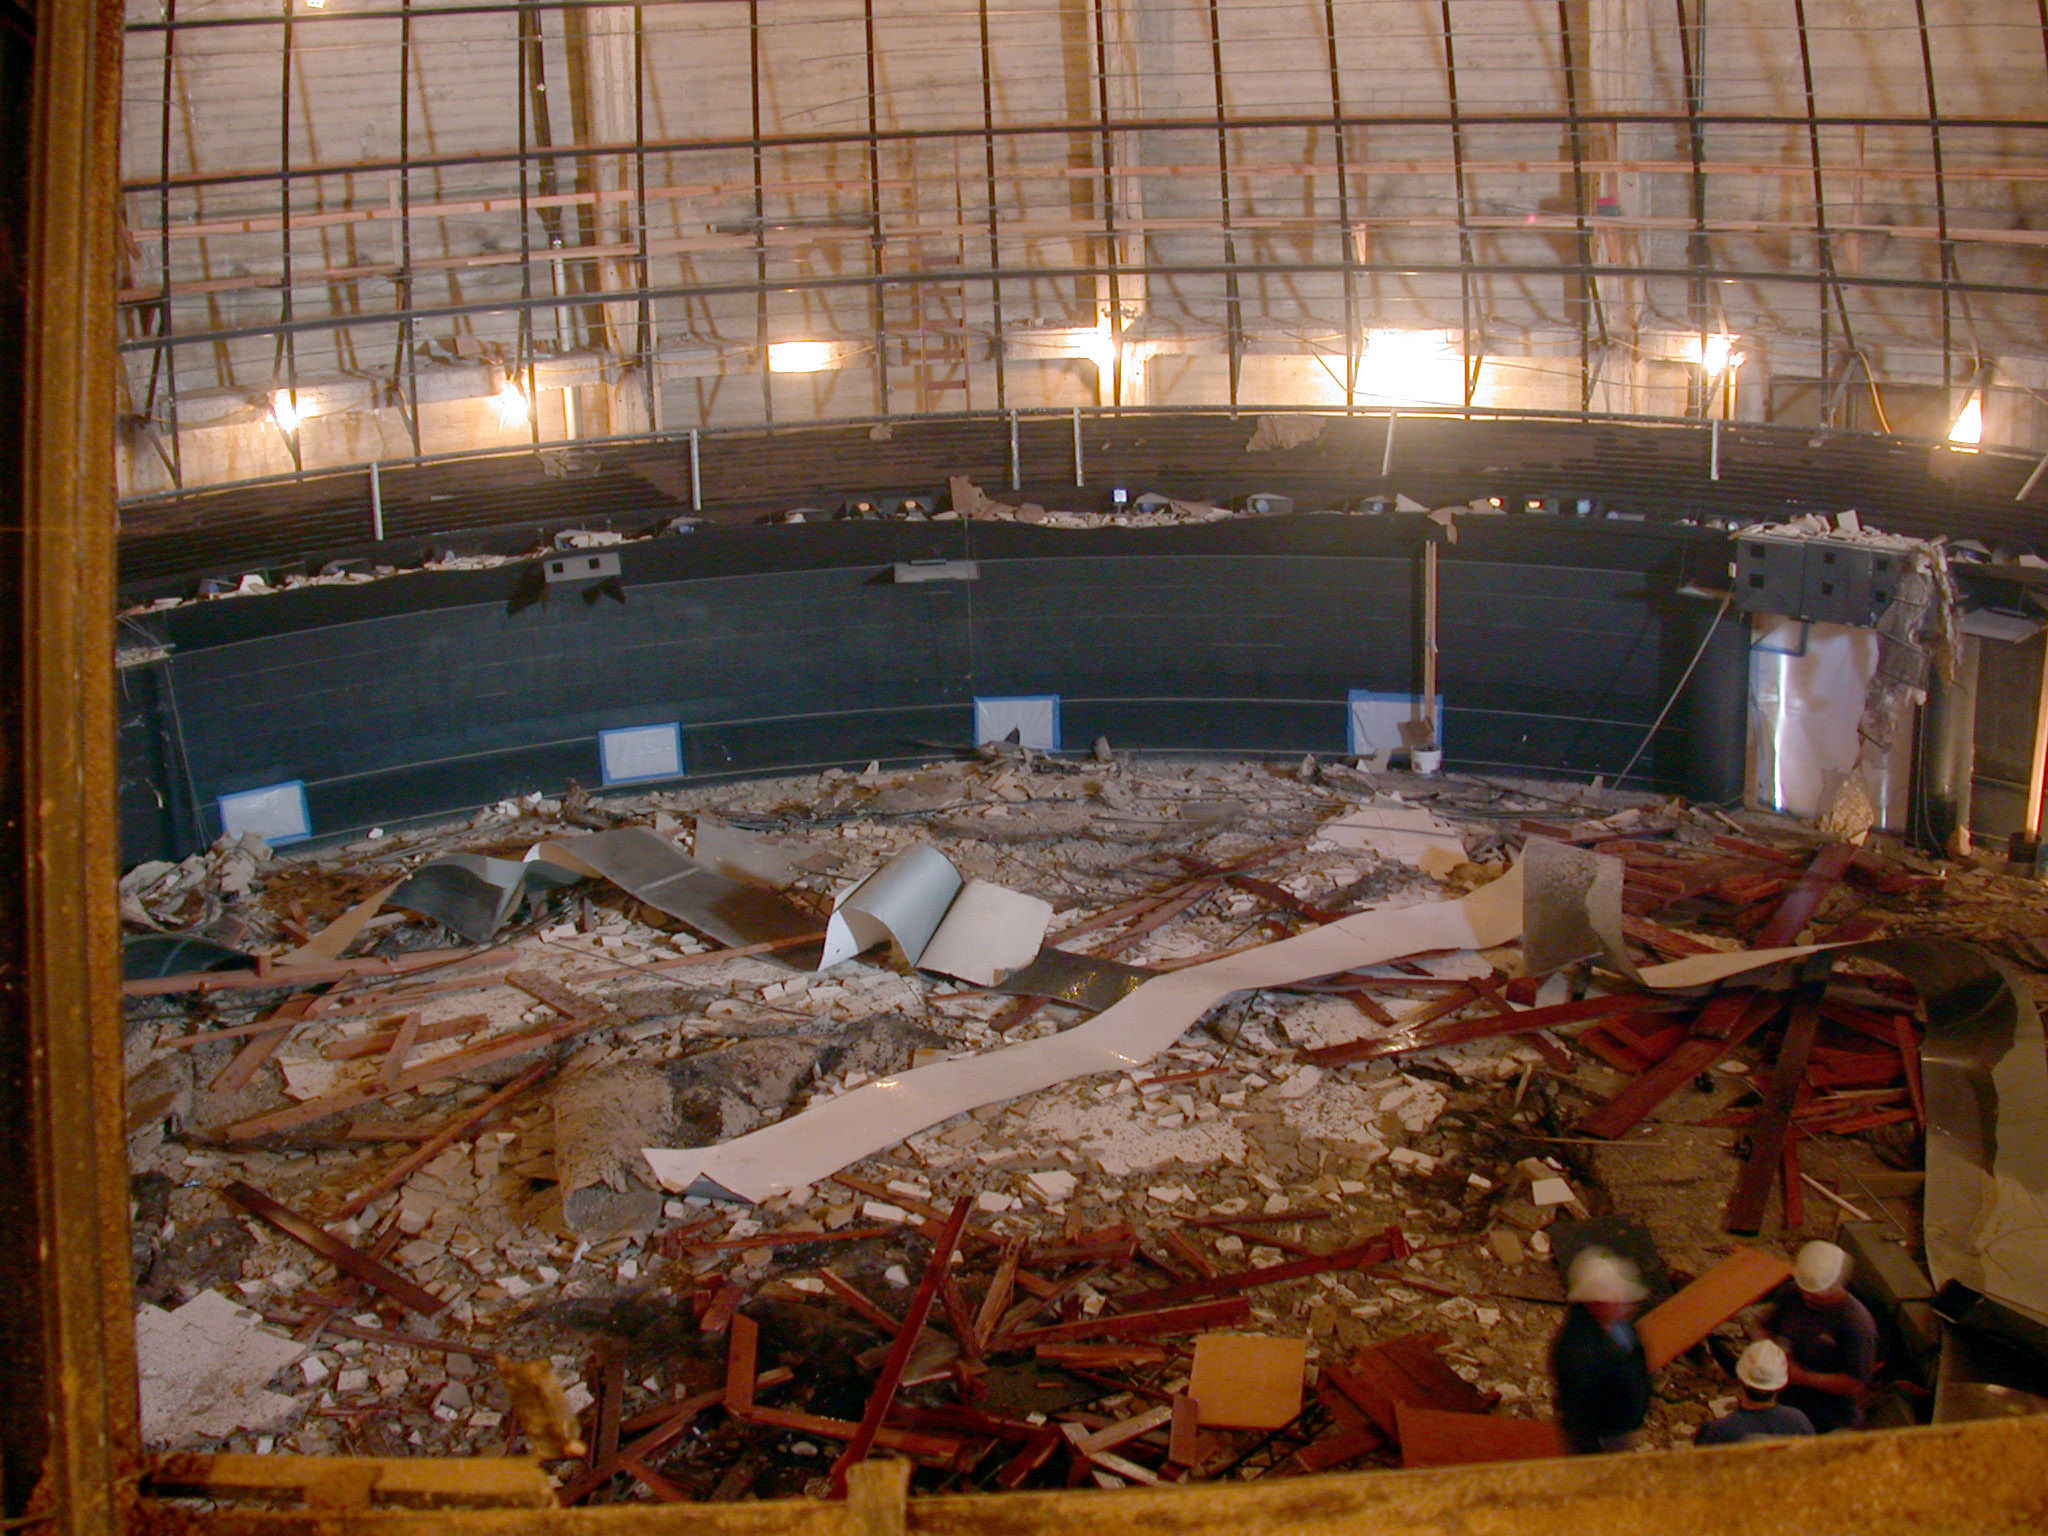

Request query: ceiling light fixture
[
  {"left": 1689, "top": 332, "right": 1743, "bottom": 376},
  {"left": 494, "top": 382, "right": 530, "bottom": 428},
  {"left": 269, "top": 389, "right": 301, "bottom": 434},
  {"left": 1356, "top": 329, "right": 1466, "bottom": 407},
  {"left": 767, "top": 340, "right": 836, "bottom": 374},
  {"left": 1948, "top": 393, "right": 1983, "bottom": 450}
]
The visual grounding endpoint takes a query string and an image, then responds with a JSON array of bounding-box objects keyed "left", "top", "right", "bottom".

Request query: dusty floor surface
[{"left": 120, "top": 752, "right": 2001, "bottom": 1498}]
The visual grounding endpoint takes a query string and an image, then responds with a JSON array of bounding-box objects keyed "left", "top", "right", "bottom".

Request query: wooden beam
[{"left": 1723, "top": 998, "right": 1825, "bottom": 1234}]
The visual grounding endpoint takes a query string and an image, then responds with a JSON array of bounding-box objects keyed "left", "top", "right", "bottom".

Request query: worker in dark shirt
[
  {"left": 1764, "top": 1241, "right": 1877, "bottom": 1433},
  {"left": 1550, "top": 1248, "right": 1653, "bottom": 1454},
  {"left": 1696, "top": 1340, "right": 1815, "bottom": 1446}
]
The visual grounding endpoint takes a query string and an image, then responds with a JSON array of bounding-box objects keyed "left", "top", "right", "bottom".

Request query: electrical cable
[{"left": 1612, "top": 589, "right": 1735, "bottom": 788}]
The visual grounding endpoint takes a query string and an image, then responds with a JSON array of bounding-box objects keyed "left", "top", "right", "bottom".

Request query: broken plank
[
  {"left": 1167, "top": 1394, "right": 1202, "bottom": 1468},
  {"left": 1003, "top": 1296, "right": 1252, "bottom": 1348},
  {"left": 1035, "top": 1343, "right": 1169, "bottom": 1370},
  {"left": 124, "top": 946, "right": 499, "bottom": 997},
  {"left": 817, "top": 1269, "right": 901, "bottom": 1333},
  {"left": 322, "top": 1013, "right": 488, "bottom": 1060},
  {"left": 377, "top": 1013, "right": 422, "bottom": 1090},
  {"left": 699, "top": 1280, "right": 745, "bottom": 1335},
  {"left": 223, "top": 1181, "right": 443, "bottom": 1316},
  {"left": 974, "top": 1245, "right": 1022, "bottom": 1352},
  {"left": 741, "top": 1405, "right": 963, "bottom": 1463},
  {"left": 1285, "top": 1422, "right": 1388, "bottom": 1474},
  {"left": 1162, "top": 1229, "right": 1219, "bottom": 1278},
  {"left": 219, "top": 1013, "right": 600, "bottom": 1140},
  {"left": 725, "top": 1313, "right": 759, "bottom": 1413},
  {"left": 328, "top": 1060, "right": 554, "bottom": 1221},
  {"left": 591, "top": 1346, "right": 625, "bottom": 1468},
  {"left": 827, "top": 1194, "right": 974, "bottom": 1493},
  {"left": 1122, "top": 1230, "right": 1406, "bottom": 1308},
  {"left": 1074, "top": 1403, "right": 1175, "bottom": 1455},
  {"left": 1312, "top": 994, "right": 1685, "bottom": 1066},
  {"left": 688, "top": 1225, "right": 895, "bottom": 1253},
  {"left": 1894, "top": 1014, "right": 1927, "bottom": 1129},
  {"left": 995, "top": 1426, "right": 1065, "bottom": 1489},
  {"left": 1754, "top": 842, "right": 1857, "bottom": 946},
  {"left": 209, "top": 993, "right": 321, "bottom": 1096},
  {"left": 554, "top": 1388, "right": 725, "bottom": 1505},
  {"left": 1578, "top": 990, "right": 1782, "bottom": 1141},
  {"left": 615, "top": 1455, "right": 689, "bottom": 1503},
  {"left": 505, "top": 970, "right": 600, "bottom": 1019},
  {"left": 1393, "top": 1404, "right": 1566, "bottom": 1467},
  {"left": 1637, "top": 1247, "right": 1795, "bottom": 1370},
  {"left": 1725, "top": 995, "right": 1825, "bottom": 1234}
]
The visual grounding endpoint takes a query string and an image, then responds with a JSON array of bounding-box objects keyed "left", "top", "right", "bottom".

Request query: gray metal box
[
  {"left": 544, "top": 551, "right": 622, "bottom": 583},
  {"left": 1733, "top": 536, "right": 1806, "bottom": 617},
  {"left": 1735, "top": 536, "right": 1898, "bottom": 628}
]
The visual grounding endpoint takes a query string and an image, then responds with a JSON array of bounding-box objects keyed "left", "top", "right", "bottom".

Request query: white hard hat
[
  {"left": 1736, "top": 1340, "right": 1790, "bottom": 1392},
  {"left": 1567, "top": 1247, "right": 1649, "bottom": 1304},
  {"left": 1794, "top": 1241, "right": 1849, "bottom": 1294}
]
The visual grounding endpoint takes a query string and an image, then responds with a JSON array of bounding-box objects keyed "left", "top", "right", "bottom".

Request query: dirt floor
[{"left": 119, "top": 751, "right": 2019, "bottom": 1498}]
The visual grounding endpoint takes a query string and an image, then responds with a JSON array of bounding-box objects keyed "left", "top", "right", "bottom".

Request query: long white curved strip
[{"left": 644, "top": 862, "right": 1527, "bottom": 1203}]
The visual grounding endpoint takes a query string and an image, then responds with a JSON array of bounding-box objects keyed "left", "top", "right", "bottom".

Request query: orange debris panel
[
  {"left": 1638, "top": 1246, "right": 1794, "bottom": 1370},
  {"left": 1188, "top": 1333, "right": 1307, "bottom": 1430},
  {"left": 1394, "top": 1404, "right": 1567, "bottom": 1467}
]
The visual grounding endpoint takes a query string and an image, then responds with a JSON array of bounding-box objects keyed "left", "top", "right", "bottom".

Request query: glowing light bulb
[
  {"left": 1691, "top": 332, "right": 1742, "bottom": 375},
  {"left": 269, "top": 389, "right": 302, "bottom": 434},
  {"left": 767, "top": 340, "right": 835, "bottom": 374},
  {"left": 494, "top": 382, "right": 530, "bottom": 427},
  {"left": 1356, "top": 330, "right": 1465, "bottom": 407},
  {"left": 1948, "top": 394, "right": 1983, "bottom": 448}
]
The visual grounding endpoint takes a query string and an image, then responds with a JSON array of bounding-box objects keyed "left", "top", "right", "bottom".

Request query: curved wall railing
[{"left": 116, "top": 407, "right": 2048, "bottom": 593}]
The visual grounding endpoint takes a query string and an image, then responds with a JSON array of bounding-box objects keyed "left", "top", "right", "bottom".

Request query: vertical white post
[{"left": 369, "top": 461, "right": 384, "bottom": 542}]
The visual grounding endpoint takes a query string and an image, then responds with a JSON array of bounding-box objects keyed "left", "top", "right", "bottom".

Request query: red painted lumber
[
  {"left": 1120, "top": 1230, "right": 1407, "bottom": 1308},
  {"left": 1394, "top": 1404, "right": 1566, "bottom": 1467},
  {"left": 1755, "top": 842, "right": 1857, "bottom": 946},
  {"left": 1578, "top": 990, "right": 1782, "bottom": 1140},
  {"left": 1003, "top": 1296, "right": 1252, "bottom": 1347},
  {"left": 1310, "top": 993, "right": 1684, "bottom": 1066},
  {"left": 223, "top": 1181, "right": 443, "bottom": 1316},
  {"left": 1724, "top": 998, "right": 1824, "bottom": 1234},
  {"left": 827, "top": 1194, "right": 974, "bottom": 1493}
]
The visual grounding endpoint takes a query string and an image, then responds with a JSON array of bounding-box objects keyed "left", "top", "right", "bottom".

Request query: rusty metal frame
[{"left": 15, "top": 1, "right": 138, "bottom": 1534}]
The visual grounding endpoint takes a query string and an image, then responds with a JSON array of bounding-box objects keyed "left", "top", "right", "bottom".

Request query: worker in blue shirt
[{"left": 1696, "top": 1340, "right": 1815, "bottom": 1446}]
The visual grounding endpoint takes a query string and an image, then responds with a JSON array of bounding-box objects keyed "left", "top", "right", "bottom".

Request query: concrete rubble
[{"left": 117, "top": 748, "right": 2042, "bottom": 1498}]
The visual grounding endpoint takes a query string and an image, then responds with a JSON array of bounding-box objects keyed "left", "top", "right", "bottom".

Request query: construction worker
[
  {"left": 1550, "top": 1247, "right": 1653, "bottom": 1454},
  {"left": 1695, "top": 1340, "right": 1815, "bottom": 1446},
  {"left": 1763, "top": 1240, "right": 1877, "bottom": 1433}
]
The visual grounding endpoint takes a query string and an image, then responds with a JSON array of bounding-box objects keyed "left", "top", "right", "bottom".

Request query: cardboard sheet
[
  {"left": 645, "top": 865, "right": 1525, "bottom": 1202},
  {"left": 821, "top": 845, "right": 1053, "bottom": 985}
]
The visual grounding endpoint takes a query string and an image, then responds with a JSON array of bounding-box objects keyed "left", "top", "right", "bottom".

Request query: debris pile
[{"left": 122, "top": 750, "right": 1999, "bottom": 1498}]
